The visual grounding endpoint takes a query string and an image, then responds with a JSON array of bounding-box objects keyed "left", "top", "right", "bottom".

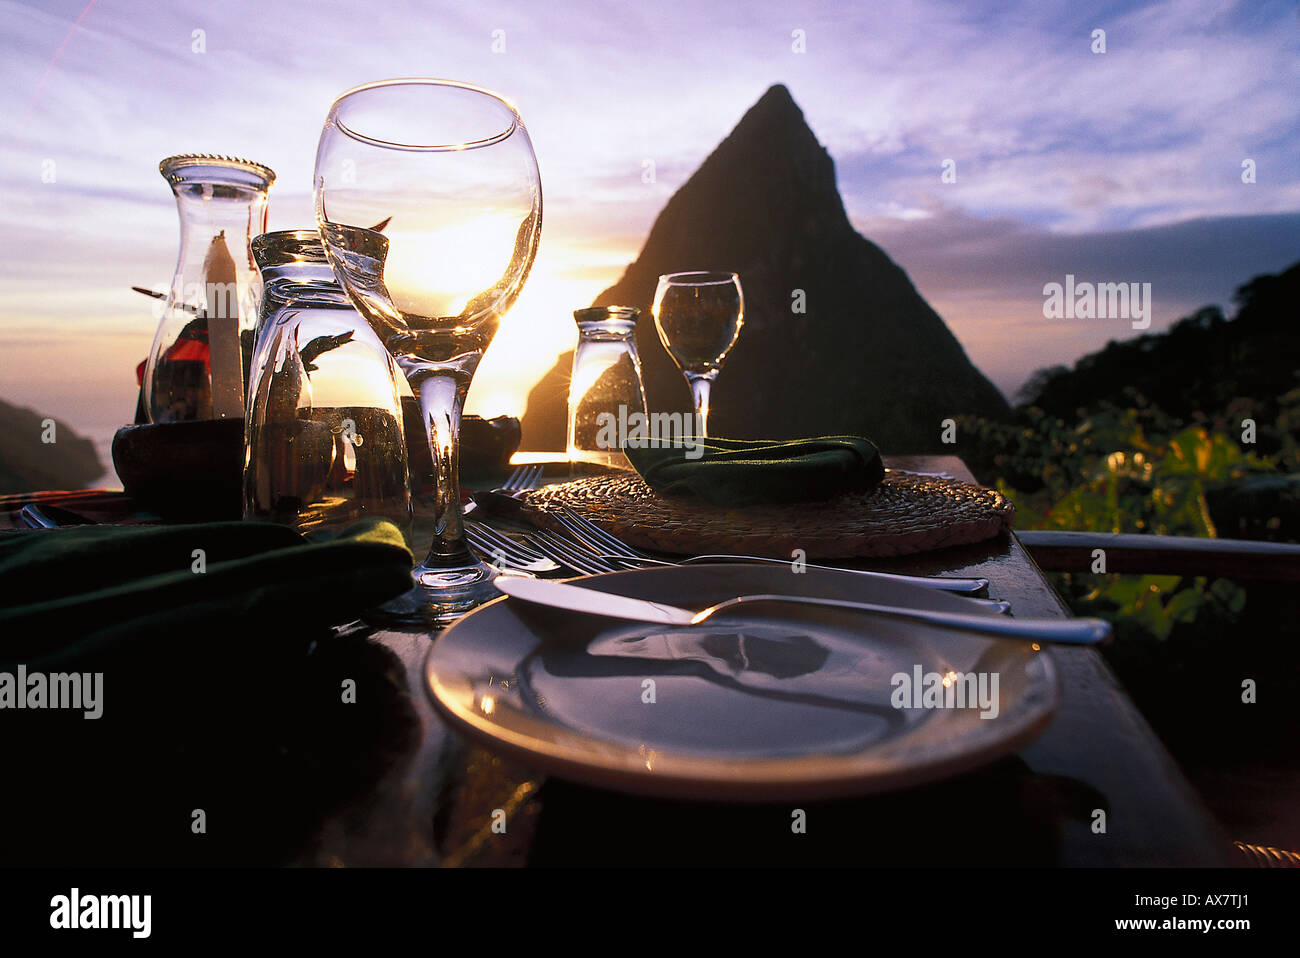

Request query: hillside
[
  {"left": 0, "top": 397, "right": 105, "bottom": 494},
  {"left": 1019, "top": 261, "right": 1300, "bottom": 436}
]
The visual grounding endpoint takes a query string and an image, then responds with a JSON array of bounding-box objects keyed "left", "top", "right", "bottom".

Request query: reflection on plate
[{"left": 425, "top": 565, "right": 1060, "bottom": 801}]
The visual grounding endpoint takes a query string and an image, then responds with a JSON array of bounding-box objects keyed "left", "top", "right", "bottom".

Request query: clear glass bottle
[
  {"left": 244, "top": 230, "right": 413, "bottom": 540},
  {"left": 143, "top": 154, "right": 274, "bottom": 423},
  {"left": 567, "top": 306, "right": 648, "bottom": 474}
]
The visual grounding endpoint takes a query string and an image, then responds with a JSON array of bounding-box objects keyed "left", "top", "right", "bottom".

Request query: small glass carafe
[
  {"left": 143, "top": 154, "right": 275, "bottom": 423},
  {"left": 244, "top": 230, "right": 412, "bottom": 540},
  {"left": 567, "top": 306, "right": 648, "bottom": 474}
]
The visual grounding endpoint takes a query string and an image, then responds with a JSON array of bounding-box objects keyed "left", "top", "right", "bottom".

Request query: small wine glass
[
  {"left": 651, "top": 271, "right": 744, "bottom": 439},
  {"left": 314, "top": 78, "right": 541, "bottom": 624}
]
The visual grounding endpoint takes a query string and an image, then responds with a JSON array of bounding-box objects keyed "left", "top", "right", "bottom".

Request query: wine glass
[
  {"left": 314, "top": 78, "right": 541, "bottom": 623},
  {"left": 651, "top": 271, "right": 744, "bottom": 439}
]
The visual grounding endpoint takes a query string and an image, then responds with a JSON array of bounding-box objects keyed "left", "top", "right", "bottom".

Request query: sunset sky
[{"left": 1, "top": 0, "right": 1297, "bottom": 476}]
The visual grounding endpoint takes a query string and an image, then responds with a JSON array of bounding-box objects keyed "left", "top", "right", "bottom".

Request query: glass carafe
[
  {"left": 567, "top": 306, "right": 648, "bottom": 474},
  {"left": 244, "top": 230, "right": 413, "bottom": 540},
  {"left": 143, "top": 154, "right": 274, "bottom": 423}
]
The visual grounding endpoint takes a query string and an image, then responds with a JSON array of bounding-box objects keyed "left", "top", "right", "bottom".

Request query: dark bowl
[
  {"left": 460, "top": 414, "right": 523, "bottom": 477},
  {"left": 113, "top": 419, "right": 245, "bottom": 520}
]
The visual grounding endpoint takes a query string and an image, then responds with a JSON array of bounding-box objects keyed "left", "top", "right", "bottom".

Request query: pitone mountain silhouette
[{"left": 521, "top": 84, "right": 1010, "bottom": 450}]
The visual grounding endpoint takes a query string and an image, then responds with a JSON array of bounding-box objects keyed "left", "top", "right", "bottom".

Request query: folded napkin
[
  {"left": 624, "top": 436, "right": 885, "bottom": 507},
  {"left": 0, "top": 518, "right": 412, "bottom": 670}
]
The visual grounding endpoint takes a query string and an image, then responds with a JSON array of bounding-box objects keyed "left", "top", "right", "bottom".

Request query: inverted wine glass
[
  {"left": 314, "top": 78, "right": 541, "bottom": 624},
  {"left": 651, "top": 271, "right": 743, "bottom": 439}
]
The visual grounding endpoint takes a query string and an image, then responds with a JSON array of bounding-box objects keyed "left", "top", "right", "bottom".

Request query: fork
[
  {"left": 498, "top": 464, "right": 543, "bottom": 496},
  {"left": 484, "top": 524, "right": 1011, "bottom": 612},
  {"left": 463, "top": 463, "right": 543, "bottom": 522},
  {"left": 16, "top": 504, "right": 61, "bottom": 529},
  {"left": 473, "top": 520, "right": 620, "bottom": 577},
  {"left": 464, "top": 522, "right": 560, "bottom": 574},
  {"left": 479, "top": 511, "right": 1012, "bottom": 612},
  {"left": 466, "top": 469, "right": 620, "bottom": 575},
  {"left": 465, "top": 464, "right": 579, "bottom": 573},
  {"left": 519, "top": 528, "right": 621, "bottom": 575},
  {"left": 546, "top": 506, "right": 992, "bottom": 597}
]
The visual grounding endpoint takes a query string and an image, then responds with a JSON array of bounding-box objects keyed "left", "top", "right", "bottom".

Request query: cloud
[
  {"left": 1, "top": 0, "right": 1297, "bottom": 432},
  {"left": 863, "top": 203, "right": 1300, "bottom": 303},
  {"left": 858, "top": 202, "right": 1300, "bottom": 396}
]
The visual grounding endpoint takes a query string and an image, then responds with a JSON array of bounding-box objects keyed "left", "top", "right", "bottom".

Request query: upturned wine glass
[
  {"left": 314, "top": 78, "right": 541, "bottom": 623},
  {"left": 651, "top": 271, "right": 744, "bottom": 439}
]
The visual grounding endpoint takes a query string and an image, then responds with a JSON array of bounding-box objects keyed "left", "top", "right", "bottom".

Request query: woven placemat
[{"left": 520, "top": 471, "right": 1014, "bottom": 559}]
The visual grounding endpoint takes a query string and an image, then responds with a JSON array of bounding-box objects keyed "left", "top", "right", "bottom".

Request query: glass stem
[
  {"left": 413, "top": 370, "right": 472, "bottom": 567},
  {"left": 686, "top": 372, "right": 715, "bottom": 440}
]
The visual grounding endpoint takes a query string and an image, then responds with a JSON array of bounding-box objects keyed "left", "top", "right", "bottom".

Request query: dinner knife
[{"left": 493, "top": 575, "right": 1110, "bottom": 645}]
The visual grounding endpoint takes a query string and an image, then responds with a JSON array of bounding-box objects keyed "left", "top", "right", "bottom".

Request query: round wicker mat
[{"left": 520, "top": 471, "right": 1014, "bottom": 559}]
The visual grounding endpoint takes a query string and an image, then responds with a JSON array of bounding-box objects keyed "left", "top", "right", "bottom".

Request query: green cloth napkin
[
  {"left": 624, "top": 435, "right": 885, "bottom": 507},
  {"left": 0, "top": 518, "right": 413, "bottom": 670}
]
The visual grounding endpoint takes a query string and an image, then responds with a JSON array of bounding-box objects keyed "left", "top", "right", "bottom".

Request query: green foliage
[
  {"left": 963, "top": 262, "right": 1300, "bottom": 766},
  {"left": 965, "top": 391, "right": 1292, "bottom": 652}
]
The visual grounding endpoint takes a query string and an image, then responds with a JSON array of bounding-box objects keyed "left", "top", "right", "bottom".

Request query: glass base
[{"left": 370, "top": 558, "right": 511, "bottom": 628}]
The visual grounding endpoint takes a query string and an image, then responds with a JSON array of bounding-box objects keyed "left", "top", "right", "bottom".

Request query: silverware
[
  {"left": 549, "top": 506, "right": 991, "bottom": 596},
  {"left": 467, "top": 465, "right": 624, "bottom": 576},
  {"left": 464, "top": 522, "right": 559, "bottom": 574},
  {"left": 493, "top": 575, "right": 1109, "bottom": 645},
  {"left": 959, "top": 597, "right": 1012, "bottom": 614},
  {"left": 464, "top": 463, "right": 544, "bottom": 520},
  {"left": 15, "top": 503, "right": 97, "bottom": 528},
  {"left": 565, "top": 551, "right": 1011, "bottom": 613},
  {"left": 497, "top": 464, "right": 543, "bottom": 495},
  {"left": 462, "top": 464, "right": 560, "bottom": 572},
  {"left": 17, "top": 504, "right": 60, "bottom": 529},
  {"left": 522, "top": 528, "right": 621, "bottom": 575},
  {"left": 465, "top": 516, "right": 621, "bottom": 576}
]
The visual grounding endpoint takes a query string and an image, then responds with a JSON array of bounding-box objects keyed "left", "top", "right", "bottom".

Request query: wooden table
[{"left": 303, "top": 455, "right": 1235, "bottom": 867}]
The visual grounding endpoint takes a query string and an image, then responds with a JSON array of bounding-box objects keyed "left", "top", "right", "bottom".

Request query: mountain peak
[
  {"left": 715, "top": 84, "right": 830, "bottom": 185},
  {"left": 751, "top": 82, "right": 798, "bottom": 113},
  {"left": 522, "top": 84, "right": 1009, "bottom": 450},
  {"left": 596, "top": 85, "right": 851, "bottom": 284}
]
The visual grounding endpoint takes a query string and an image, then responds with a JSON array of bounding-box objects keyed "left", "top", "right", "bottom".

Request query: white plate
[{"left": 425, "top": 565, "right": 1060, "bottom": 801}]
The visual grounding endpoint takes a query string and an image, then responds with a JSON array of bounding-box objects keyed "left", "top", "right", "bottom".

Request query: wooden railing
[{"left": 1017, "top": 531, "right": 1300, "bottom": 582}]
